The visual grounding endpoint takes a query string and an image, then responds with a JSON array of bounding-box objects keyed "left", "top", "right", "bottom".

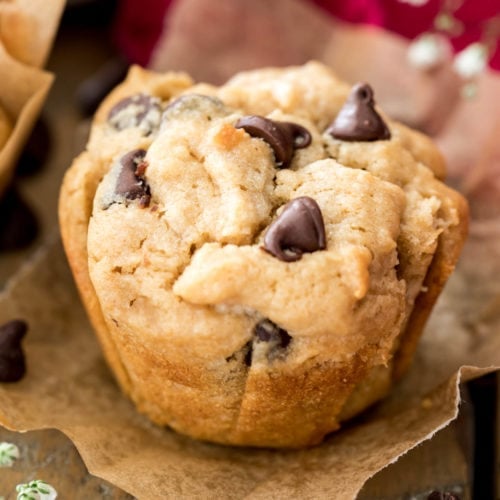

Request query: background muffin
[{"left": 0, "top": 104, "right": 12, "bottom": 151}]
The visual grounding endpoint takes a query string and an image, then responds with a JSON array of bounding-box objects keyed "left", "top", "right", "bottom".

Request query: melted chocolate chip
[
  {"left": 165, "top": 94, "right": 225, "bottom": 113},
  {"left": 427, "top": 492, "right": 460, "bottom": 500},
  {"left": 0, "top": 320, "right": 28, "bottom": 382},
  {"left": 115, "top": 149, "right": 151, "bottom": 207},
  {"left": 235, "top": 115, "right": 311, "bottom": 168},
  {"left": 326, "top": 83, "right": 390, "bottom": 142},
  {"left": 108, "top": 93, "right": 161, "bottom": 134},
  {"left": 255, "top": 319, "right": 291, "bottom": 348},
  {"left": 245, "top": 319, "right": 292, "bottom": 366},
  {"left": 263, "top": 197, "right": 326, "bottom": 262}
]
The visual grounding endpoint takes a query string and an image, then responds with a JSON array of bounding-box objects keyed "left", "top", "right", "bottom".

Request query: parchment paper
[
  {"left": 0, "top": 0, "right": 65, "bottom": 68},
  {"left": 0, "top": 44, "right": 53, "bottom": 194}
]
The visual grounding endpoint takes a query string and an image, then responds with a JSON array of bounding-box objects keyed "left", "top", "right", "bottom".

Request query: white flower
[
  {"left": 16, "top": 480, "right": 57, "bottom": 500},
  {"left": 407, "top": 33, "right": 452, "bottom": 70},
  {"left": 0, "top": 442, "right": 20, "bottom": 467},
  {"left": 453, "top": 43, "right": 488, "bottom": 79}
]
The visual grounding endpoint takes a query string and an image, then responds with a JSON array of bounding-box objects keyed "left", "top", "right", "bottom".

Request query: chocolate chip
[
  {"left": 427, "top": 491, "right": 460, "bottom": 500},
  {"left": 235, "top": 115, "right": 311, "bottom": 168},
  {"left": 243, "top": 340, "right": 253, "bottom": 367},
  {"left": 255, "top": 319, "right": 291, "bottom": 348},
  {"left": 115, "top": 149, "right": 151, "bottom": 207},
  {"left": 263, "top": 197, "right": 326, "bottom": 262},
  {"left": 245, "top": 319, "right": 292, "bottom": 366},
  {"left": 0, "top": 320, "right": 28, "bottom": 383},
  {"left": 162, "top": 94, "right": 227, "bottom": 123},
  {"left": 108, "top": 93, "right": 161, "bottom": 135},
  {"left": 326, "top": 83, "right": 391, "bottom": 142}
]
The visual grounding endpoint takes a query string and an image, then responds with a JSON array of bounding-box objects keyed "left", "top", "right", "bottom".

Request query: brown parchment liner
[
  {"left": 0, "top": 44, "right": 53, "bottom": 194},
  {"left": 0, "top": 200, "right": 498, "bottom": 500},
  {"left": 0, "top": 0, "right": 65, "bottom": 68}
]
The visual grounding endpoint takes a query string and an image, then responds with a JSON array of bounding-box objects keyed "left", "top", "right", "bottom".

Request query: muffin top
[{"left": 85, "top": 61, "right": 459, "bottom": 372}]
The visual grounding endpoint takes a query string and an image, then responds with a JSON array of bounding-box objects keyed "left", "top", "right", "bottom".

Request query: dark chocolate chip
[
  {"left": 0, "top": 319, "right": 28, "bottom": 383},
  {"left": 235, "top": 115, "right": 311, "bottom": 169},
  {"left": 108, "top": 93, "right": 161, "bottom": 134},
  {"left": 115, "top": 149, "right": 151, "bottom": 207},
  {"left": 164, "top": 94, "right": 226, "bottom": 117},
  {"left": 245, "top": 319, "right": 292, "bottom": 366},
  {"left": 162, "top": 94, "right": 228, "bottom": 129},
  {"left": 0, "top": 186, "right": 39, "bottom": 252},
  {"left": 263, "top": 197, "right": 326, "bottom": 262},
  {"left": 255, "top": 319, "right": 291, "bottom": 348},
  {"left": 427, "top": 491, "right": 460, "bottom": 500},
  {"left": 326, "top": 83, "right": 391, "bottom": 142},
  {"left": 243, "top": 340, "right": 253, "bottom": 367}
]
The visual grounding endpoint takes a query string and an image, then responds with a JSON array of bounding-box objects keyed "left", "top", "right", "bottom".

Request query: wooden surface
[
  {"left": 0, "top": 3, "right": 496, "bottom": 499},
  {"left": 0, "top": 427, "right": 134, "bottom": 500}
]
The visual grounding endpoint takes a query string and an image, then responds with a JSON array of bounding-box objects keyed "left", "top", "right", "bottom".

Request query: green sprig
[
  {"left": 0, "top": 442, "right": 20, "bottom": 467},
  {"left": 15, "top": 480, "right": 57, "bottom": 500}
]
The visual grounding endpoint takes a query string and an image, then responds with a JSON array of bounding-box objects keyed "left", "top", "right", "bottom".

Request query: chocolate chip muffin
[{"left": 59, "top": 62, "right": 468, "bottom": 448}]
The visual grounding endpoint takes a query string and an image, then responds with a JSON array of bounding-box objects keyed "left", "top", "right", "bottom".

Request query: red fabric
[
  {"left": 114, "top": 0, "right": 500, "bottom": 70},
  {"left": 311, "top": 0, "right": 500, "bottom": 70},
  {"left": 113, "top": 0, "right": 175, "bottom": 66}
]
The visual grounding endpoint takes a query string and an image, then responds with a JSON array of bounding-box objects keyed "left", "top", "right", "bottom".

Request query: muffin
[{"left": 59, "top": 62, "right": 468, "bottom": 448}]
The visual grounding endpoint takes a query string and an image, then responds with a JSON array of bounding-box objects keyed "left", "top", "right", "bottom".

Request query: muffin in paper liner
[
  {"left": 59, "top": 62, "right": 468, "bottom": 448},
  {"left": 0, "top": 0, "right": 64, "bottom": 196},
  {"left": 0, "top": 44, "right": 53, "bottom": 195}
]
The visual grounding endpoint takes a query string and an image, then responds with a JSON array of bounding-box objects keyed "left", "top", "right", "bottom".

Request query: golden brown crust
[
  {"left": 392, "top": 185, "right": 469, "bottom": 379},
  {"left": 59, "top": 151, "right": 133, "bottom": 395}
]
